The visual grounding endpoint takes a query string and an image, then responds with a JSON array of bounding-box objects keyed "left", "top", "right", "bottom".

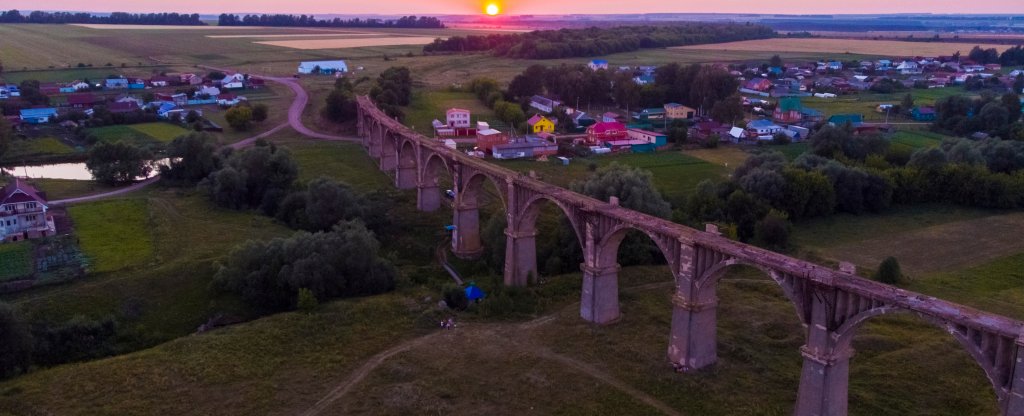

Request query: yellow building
[
  {"left": 664, "top": 103, "right": 697, "bottom": 120},
  {"left": 527, "top": 114, "right": 557, "bottom": 133}
]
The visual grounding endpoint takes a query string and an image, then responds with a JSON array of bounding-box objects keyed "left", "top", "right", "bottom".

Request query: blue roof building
[
  {"left": 19, "top": 108, "right": 58, "bottom": 124},
  {"left": 105, "top": 78, "right": 129, "bottom": 89}
]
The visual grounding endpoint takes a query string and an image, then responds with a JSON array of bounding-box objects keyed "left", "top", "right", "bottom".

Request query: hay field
[
  {"left": 255, "top": 36, "right": 441, "bottom": 50},
  {"left": 71, "top": 24, "right": 263, "bottom": 30},
  {"left": 678, "top": 38, "right": 1013, "bottom": 56},
  {"left": 206, "top": 33, "right": 381, "bottom": 38}
]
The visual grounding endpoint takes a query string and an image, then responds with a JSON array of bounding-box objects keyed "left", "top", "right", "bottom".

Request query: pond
[{"left": 1, "top": 160, "right": 168, "bottom": 181}]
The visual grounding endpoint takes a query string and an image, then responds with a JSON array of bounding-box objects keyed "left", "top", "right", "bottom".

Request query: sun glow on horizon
[{"left": 485, "top": 3, "right": 500, "bottom": 15}]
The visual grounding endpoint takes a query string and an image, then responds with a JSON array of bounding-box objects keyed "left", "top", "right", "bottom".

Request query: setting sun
[{"left": 485, "top": 3, "right": 499, "bottom": 15}]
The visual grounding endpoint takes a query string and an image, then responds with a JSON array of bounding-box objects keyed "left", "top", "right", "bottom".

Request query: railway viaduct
[{"left": 356, "top": 96, "right": 1024, "bottom": 415}]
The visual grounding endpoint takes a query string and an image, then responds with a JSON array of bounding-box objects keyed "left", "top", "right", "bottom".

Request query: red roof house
[{"left": 585, "top": 121, "right": 627, "bottom": 145}]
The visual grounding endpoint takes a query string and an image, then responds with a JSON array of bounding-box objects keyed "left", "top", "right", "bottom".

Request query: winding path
[
  {"left": 49, "top": 72, "right": 358, "bottom": 205},
  {"left": 300, "top": 282, "right": 682, "bottom": 416}
]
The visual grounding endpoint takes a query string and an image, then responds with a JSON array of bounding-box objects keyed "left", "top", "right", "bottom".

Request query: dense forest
[
  {"left": 217, "top": 14, "right": 444, "bottom": 28},
  {"left": 0, "top": 10, "right": 203, "bottom": 25},
  {"left": 422, "top": 24, "right": 775, "bottom": 59}
]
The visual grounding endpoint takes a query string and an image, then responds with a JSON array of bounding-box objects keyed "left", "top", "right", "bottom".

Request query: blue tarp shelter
[{"left": 465, "top": 284, "right": 485, "bottom": 301}]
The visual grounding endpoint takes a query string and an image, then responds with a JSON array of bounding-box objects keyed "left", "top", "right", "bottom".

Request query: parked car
[{"left": 444, "top": 189, "right": 456, "bottom": 199}]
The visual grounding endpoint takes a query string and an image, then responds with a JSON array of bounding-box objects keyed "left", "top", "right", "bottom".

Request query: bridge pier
[
  {"left": 580, "top": 264, "right": 620, "bottom": 324},
  {"left": 667, "top": 291, "right": 719, "bottom": 371},
  {"left": 1001, "top": 339, "right": 1024, "bottom": 415},
  {"left": 417, "top": 183, "right": 441, "bottom": 212},
  {"left": 451, "top": 204, "right": 483, "bottom": 259},
  {"left": 503, "top": 230, "right": 537, "bottom": 286},
  {"left": 666, "top": 244, "right": 718, "bottom": 370},
  {"left": 369, "top": 128, "right": 382, "bottom": 159},
  {"left": 794, "top": 290, "right": 850, "bottom": 416}
]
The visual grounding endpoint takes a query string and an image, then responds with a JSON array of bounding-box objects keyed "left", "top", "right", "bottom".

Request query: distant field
[
  {"left": 678, "top": 38, "right": 1013, "bottom": 56},
  {"left": 206, "top": 33, "right": 381, "bottom": 39},
  {"left": 88, "top": 123, "right": 189, "bottom": 146},
  {"left": 255, "top": 37, "right": 441, "bottom": 50},
  {"left": 0, "top": 242, "right": 33, "bottom": 282},
  {"left": 70, "top": 24, "right": 263, "bottom": 30}
]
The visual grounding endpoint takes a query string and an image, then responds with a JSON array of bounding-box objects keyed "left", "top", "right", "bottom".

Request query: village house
[
  {"left": 19, "top": 108, "right": 58, "bottom": 124},
  {"left": 128, "top": 78, "right": 146, "bottom": 89},
  {"left": 108, "top": 101, "right": 141, "bottom": 113},
  {"left": 105, "top": 77, "right": 129, "bottom": 89},
  {"left": 773, "top": 97, "right": 804, "bottom": 124},
  {"left": 0, "top": 178, "right": 55, "bottom": 242},
  {"left": 66, "top": 93, "right": 101, "bottom": 109},
  {"left": 217, "top": 93, "right": 244, "bottom": 107},
  {"left": 180, "top": 73, "right": 203, "bottom": 86},
  {"left": 664, "top": 103, "right": 696, "bottom": 120},
  {"left": 626, "top": 128, "right": 667, "bottom": 151},
  {"left": 585, "top": 121, "right": 627, "bottom": 145},
  {"left": 632, "top": 107, "right": 666, "bottom": 122},
  {"left": 588, "top": 59, "right": 609, "bottom": 71},
  {"left": 297, "top": 60, "right": 348, "bottom": 75},
  {"left": 527, "top": 114, "right": 556, "bottom": 133},
  {"left": 529, "top": 95, "right": 562, "bottom": 114},
  {"left": 155, "top": 93, "right": 188, "bottom": 106},
  {"left": 446, "top": 108, "right": 471, "bottom": 128},
  {"left": 5, "top": 85, "right": 20, "bottom": 97},
  {"left": 198, "top": 86, "right": 222, "bottom": 97},
  {"left": 149, "top": 76, "right": 174, "bottom": 87},
  {"left": 743, "top": 77, "right": 773, "bottom": 92},
  {"left": 476, "top": 122, "right": 508, "bottom": 152},
  {"left": 221, "top": 74, "right": 246, "bottom": 89},
  {"left": 746, "top": 119, "right": 784, "bottom": 138},
  {"left": 912, "top": 106, "right": 936, "bottom": 122},
  {"left": 492, "top": 135, "right": 558, "bottom": 159}
]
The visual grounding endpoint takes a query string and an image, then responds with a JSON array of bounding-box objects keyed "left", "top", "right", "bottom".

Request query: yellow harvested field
[
  {"left": 71, "top": 24, "right": 267, "bottom": 30},
  {"left": 255, "top": 37, "right": 441, "bottom": 50},
  {"left": 676, "top": 38, "right": 1013, "bottom": 56},
  {"left": 206, "top": 33, "right": 380, "bottom": 39}
]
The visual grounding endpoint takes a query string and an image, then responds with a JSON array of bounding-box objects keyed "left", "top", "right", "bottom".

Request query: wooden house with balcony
[{"left": 1, "top": 178, "right": 56, "bottom": 242}]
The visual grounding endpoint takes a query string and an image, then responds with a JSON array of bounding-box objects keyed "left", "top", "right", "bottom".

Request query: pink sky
[{"left": 5, "top": 0, "right": 1024, "bottom": 16}]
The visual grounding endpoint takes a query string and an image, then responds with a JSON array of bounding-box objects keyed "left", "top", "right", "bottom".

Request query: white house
[
  {"left": 897, "top": 61, "right": 921, "bottom": 75},
  {"left": 588, "top": 59, "right": 609, "bottom": 71},
  {"left": 69, "top": 81, "right": 91, "bottom": 91},
  {"left": 199, "top": 86, "right": 222, "bottom": 97},
  {"left": 1, "top": 178, "right": 55, "bottom": 242},
  {"left": 529, "top": 95, "right": 562, "bottom": 114},
  {"left": 220, "top": 74, "right": 245, "bottom": 89},
  {"left": 297, "top": 60, "right": 348, "bottom": 75},
  {"left": 446, "top": 108, "right": 471, "bottom": 128},
  {"left": 217, "top": 94, "right": 244, "bottom": 107}
]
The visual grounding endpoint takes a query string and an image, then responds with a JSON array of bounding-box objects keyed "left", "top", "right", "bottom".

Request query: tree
[
  {"left": 573, "top": 163, "right": 671, "bottom": 218},
  {"left": 276, "top": 177, "right": 367, "bottom": 231},
  {"left": 908, "top": 147, "right": 948, "bottom": 171},
  {"left": 873, "top": 257, "right": 903, "bottom": 284},
  {"left": 160, "top": 132, "right": 220, "bottom": 185},
  {"left": 1014, "top": 75, "right": 1024, "bottom": 95},
  {"left": 205, "top": 142, "right": 298, "bottom": 210},
  {"left": 225, "top": 106, "right": 253, "bottom": 131},
  {"left": 296, "top": 288, "right": 319, "bottom": 314},
  {"left": 86, "top": 141, "right": 153, "bottom": 185},
  {"left": 1002, "top": 93, "right": 1022, "bottom": 123},
  {"left": 710, "top": 94, "right": 744, "bottom": 124},
  {"left": 0, "top": 117, "right": 10, "bottom": 162},
  {"left": 755, "top": 210, "right": 790, "bottom": 250},
  {"left": 900, "top": 93, "right": 915, "bottom": 116},
  {"left": 251, "top": 103, "right": 269, "bottom": 122},
  {"left": 769, "top": 54, "right": 783, "bottom": 68},
  {"left": 322, "top": 88, "right": 357, "bottom": 123},
  {"left": 0, "top": 302, "right": 32, "bottom": 379},
  {"left": 214, "top": 220, "right": 396, "bottom": 312},
  {"left": 493, "top": 101, "right": 526, "bottom": 126}
]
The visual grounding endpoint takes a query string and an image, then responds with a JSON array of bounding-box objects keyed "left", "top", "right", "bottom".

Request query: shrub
[
  {"left": 443, "top": 285, "right": 469, "bottom": 311},
  {"left": 874, "top": 257, "right": 903, "bottom": 284},
  {"left": 755, "top": 210, "right": 791, "bottom": 250},
  {"left": 296, "top": 288, "right": 319, "bottom": 314},
  {"left": 0, "top": 303, "right": 32, "bottom": 379}
]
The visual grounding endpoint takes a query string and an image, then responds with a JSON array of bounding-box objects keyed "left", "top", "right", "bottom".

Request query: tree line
[
  {"left": 217, "top": 14, "right": 443, "bottom": 28},
  {"left": 0, "top": 10, "right": 203, "bottom": 25},
  {"left": 933, "top": 92, "right": 1023, "bottom": 138},
  {"left": 423, "top": 24, "right": 775, "bottom": 59}
]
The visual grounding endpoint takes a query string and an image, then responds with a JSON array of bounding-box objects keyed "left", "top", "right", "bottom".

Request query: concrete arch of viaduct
[{"left": 354, "top": 96, "right": 1024, "bottom": 416}]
